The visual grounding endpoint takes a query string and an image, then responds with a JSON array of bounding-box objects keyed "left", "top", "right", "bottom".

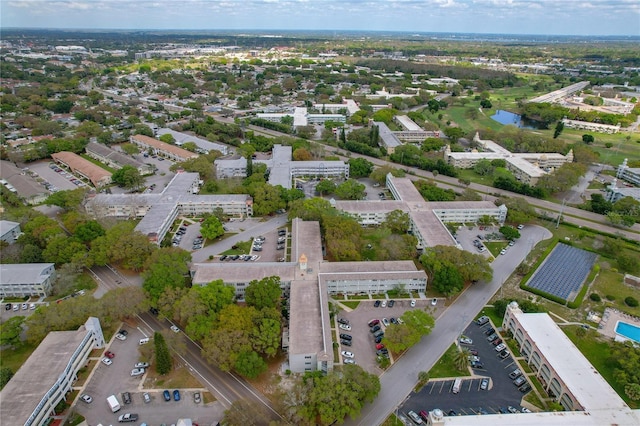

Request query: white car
[
  {"left": 131, "top": 368, "right": 146, "bottom": 377},
  {"left": 338, "top": 323, "right": 352, "bottom": 331},
  {"left": 80, "top": 394, "right": 93, "bottom": 404},
  {"left": 431, "top": 298, "right": 437, "bottom": 306},
  {"left": 341, "top": 351, "right": 354, "bottom": 359},
  {"left": 381, "top": 300, "right": 387, "bottom": 308},
  {"left": 495, "top": 343, "right": 507, "bottom": 352},
  {"left": 459, "top": 336, "right": 473, "bottom": 345},
  {"left": 101, "top": 357, "right": 113, "bottom": 366},
  {"left": 170, "top": 325, "right": 180, "bottom": 333},
  {"left": 410, "top": 299, "right": 416, "bottom": 307},
  {"left": 134, "top": 362, "right": 149, "bottom": 369},
  {"left": 382, "top": 318, "right": 390, "bottom": 327},
  {"left": 115, "top": 333, "right": 127, "bottom": 341},
  {"left": 344, "top": 358, "right": 356, "bottom": 365}
]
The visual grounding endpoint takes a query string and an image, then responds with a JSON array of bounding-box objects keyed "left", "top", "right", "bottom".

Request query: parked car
[
  {"left": 476, "top": 316, "right": 489, "bottom": 326},
  {"left": 340, "top": 339, "right": 352, "bottom": 347},
  {"left": 337, "top": 318, "right": 350, "bottom": 325},
  {"left": 471, "top": 361, "right": 484, "bottom": 369},
  {"left": 480, "top": 378, "right": 489, "bottom": 390},
  {"left": 143, "top": 392, "right": 151, "bottom": 403},
  {"left": 101, "top": 357, "right": 113, "bottom": 366},
  {"left": 508, "top": 406, "right": 519, "bottom": 413},
  {"left": 122, "top": 392, "right": 132, "bottom": 404},
  {"left": 510, "top": 368, "right": 523, "bottom": 379},
  {"left": 194, "top": 392, "right": 201, "bottom": 403},
  {"left": 339, "top": 323, "right": 351, "bottom": 331},
  {"left": 80, "top": 394, "right": 93, "bottom": 404},
  {"left": 134, "top": 362, "right": 149, "bottom": 369},
  {"left": 131, "top": 368, "right": 145, "bottom": 377},
  {"left": 170, "top": 325, "right": 180, "bottom": 333},
  {"left": 368, "top": 319, "right": 380, "bottom": 327},
  {"left": 173, "top": 389, "right": 181, "bottom": 401},
  {"left": 341, "top": 351, "right": 354, "bottom": 359},
  {"left": 388, "top": 300, "right": 395, "bottom": 307},
  {"left": 370, "top": 325, "right": 381, "bottom": 333},
  {"left": 486, "top": 333, "right": 498, "bottom": 342},
  {"left": 519, "top": 383, "right": 532, "bottom": 393},
  {"left": 407, "top": 410, "right": 423, "bottom": 424},
  {"left": 484, "top": 327, "right": 495, "bottom": 336},
  {"left": 344, "top": 358, "right": 356, "bottom": 364},
  {"left": 381, "top": 300, "right": 387, "bottom": 308},
  {"left": 495, "top": 343, "right": 507, "bottom": 352},
  {"left": 374, "top": 300, "right": 381, "bottom": 308},
  {"left": 118, "top": 330, "right": 129, "bottom": 336},
  {"left": 431, "top": 298, "right": 437, "bottom": 306},
  {"left": 513, "top": 376, "right": 527, "bottom": 387},
  {"left": 499, "top": 350, "right": 510, "bottom": 359},
  {"left": 376, "top": 343, "right": 385, "bottom": 350},
  {"left": 163, "top": 390, "right": 171, "bottom": 401},
  {"left": 492, "top": 338, "right": 503, "bottom": 346},
  {"left": 115, "top": 333, "right": 127, "bottom": 341},
  {"left": 459, "top": 336, "right": 473, "bottom": 345},
  {"left": 339, "top": 333, "right": 352, "bottom": 340},
  {"left": 104, "top": 351, "right": 115, "bottom": 359},
  {"left": 410, "top": 299, "right": 416, "bottom": 307},
  {"left": 382, "top": 318, "right": 390, "bottom": 327},
  {"left": 117, "top": 413, "right": 138, "bottom": 423},
  {"left": 390, "top": 317, "right": 397, "bottom": 324}
]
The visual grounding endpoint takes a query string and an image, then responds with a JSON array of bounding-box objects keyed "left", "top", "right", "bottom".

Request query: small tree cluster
[{"left": 154, "top": 332, "right": 172, "bottom": 375}]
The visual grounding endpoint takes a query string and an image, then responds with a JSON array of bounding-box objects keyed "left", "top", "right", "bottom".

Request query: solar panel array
[{"left": 526, "top": 243, "right": 598, "bottom": 302}]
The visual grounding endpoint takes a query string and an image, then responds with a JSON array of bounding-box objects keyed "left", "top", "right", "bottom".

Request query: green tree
[
  {"left": 499, "top": 226, "right": 521, "bottom": 241},
  {"left": 43, "top": 235, "right": 88, "bottom": 265},
  {"left": 335, "top": 179, "right": 366, "bottom": 200},
  {"left": 0, "top": 367, "right": 14, "bottom": 390},
  {"left": 433, "top": 263, "right": 464, "bottom": 295},
  {"left": 454, "top": 348, "right": 470, "bottom": 370},
  {"left": 200, "top": 216, "right": 224, "bottom": 240},
  {"left": 582, "top": 134, "right": 595, "bottom": 144},
  {"left": 154, "top": 332, "right": 172, "bottom": 375},
  {"left": 473, "top": 159, "right": 494, "bottom": 176},
  {"left": 384, "top": 310, "right": 435, "bottom": 352},
  {"left": 89, "top": 222, "right": 154, "bottom": 271},
  {"left": 553, "top": 121, "right": 564, "bottom": 138},
  {"left": 348, "top": 158, "right": 374, "bottom": 178},
  {"left": 0, "top": 316, "right": 25, "bottom": 348},
  {"left": 74, "top": 220, "right": 105, "bottom": 243},
  {"left": 111, "top": 165, "right": 144, "bottom": 190},
  {"left": 142, "top": 247, "right": 191, "bottom": 304},
  {"left": 244, "top": 276, "right": 281, "bottom": 310},
  {"left": 316, "top": 179, "right": 336, "bottom": 196},
  {"left": 120, "top": 143, "right": 139, "bottom": 155},
  {"left": 44, "top": 188, "right": 87, "bottom": 210},
  {"left": 251, "top": 316, "right": 281, "bottom": 358},
  {"left": 384, "top": 210, "right": 410, "bottom": 234},
  {"left": 234, "top": 350, "right": 267, "bottom": 379}
]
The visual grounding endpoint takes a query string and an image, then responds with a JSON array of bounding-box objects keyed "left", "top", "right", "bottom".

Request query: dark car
[
  {"left": 117, "top": 413, "right": 138, "bottom": 423},
  {"left": 278, "top": 229, "right": 287, "bottom": 236},
  {"left": 374, "top": 300, "right": 381, "bottom": 308},
  {"left": 390, "top": 317, "right": 397, "bottom": 324},
  {"left": 374, "top": 335, "right": 383, "bottom": 344},
  {"left": 368, "top": 319, "right": 380, "bottom": 327},
  {"left": 484, "top": 327, "right": 495, "bottom": 336},
  {"left": 149, "top": 307, "right": 159, "bottom": 316},
  {"left": 471, "top": 361, "right": 484, "bottom": 369},
  {"left": 519, "top": 383, "right": 532, "bottom": 393},
  {"left": 339, "top": 333, "right": 352, "bottom": 341},
  {"left": 513, "top": 376, "right": 527, "bottom": 387},
  {"left": 219, "top": 255, "right": 227, "bottom": 261},
  {"left": 122, "top": 392, "right": 132, "bottom": 404},
  {"left": 163, "top": 390, "right": 171, "bottom": 401},
  {"left": 492, "top": 338, "right": 503, "bottom": 346},
  {"left": 388, "top": 300, "right": 395, "bottom": 308},
  {"left": 5, "top": 303, "right": 11, "bottom": 310},
  {"left": 337, "top": 318, "right": 349, "bottom": 325},
  {"left": 340, "top": 339, "right": 352, "bottom": 347},
  {"left": 370, "top": 325, "right": 381, "bottom": 333},
  {"left": 173, "top": 390, "right": 181, "bottom": 401},
  {"left": 194, "top": 392, "right": 201, "bottom": 403},
  {"left": 469, "top": 349, "right": 479, "bottom": 356},
  {"left": 499, "top": 350, "right": 510, "bottom": 359},
  {"left": 486, "top": 333, "right": 498, "bottom": 342},
  {"left": 119, "top": 329, "right": 129, "bottom": 336}
]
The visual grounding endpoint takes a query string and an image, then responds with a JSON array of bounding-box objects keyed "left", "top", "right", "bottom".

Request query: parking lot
[
  {"left": 76, "top": 323, "right": 222, "bottom": 425},
  {"left": 333, "top": 298, "right": 442, "bottom": 374},
  {"left": 25, "top": 161, "right": 80, "bottom": 192},
  {"left": 399, "top": 319, "right": 532, "bottom": 419}
]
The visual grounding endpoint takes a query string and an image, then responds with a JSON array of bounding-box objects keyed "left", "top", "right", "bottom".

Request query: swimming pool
[{"left": 615, "top": 321, "right": 640, "bottom": 344}]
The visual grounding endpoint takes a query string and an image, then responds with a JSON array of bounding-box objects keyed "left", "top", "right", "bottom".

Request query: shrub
[
  {"left": 624, "top": 296, "right": 639, "bottom": 307},
  {"left": 606, "top": 295, "right": 616, "bottom": 301},
  {"left": 589, "top": 293, "right": 601, "bottom": 302}
]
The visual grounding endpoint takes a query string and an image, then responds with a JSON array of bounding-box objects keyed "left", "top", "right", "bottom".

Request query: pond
[{"left": 491, "top": 110, "right": 545, "bottom": 129}]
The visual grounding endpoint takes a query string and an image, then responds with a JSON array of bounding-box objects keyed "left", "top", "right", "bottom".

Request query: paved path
[{"left": 346, "top": 225, "right": 552, "bottom": 426}]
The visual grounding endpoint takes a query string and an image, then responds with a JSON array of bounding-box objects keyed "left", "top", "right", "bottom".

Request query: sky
[{"left": 1, "top": 0, "right": 639, "bottom": 36}]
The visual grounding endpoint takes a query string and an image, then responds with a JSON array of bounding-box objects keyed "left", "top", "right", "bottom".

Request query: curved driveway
[{"left": 346, "top": 225, "right": 552, "bottom": 426}]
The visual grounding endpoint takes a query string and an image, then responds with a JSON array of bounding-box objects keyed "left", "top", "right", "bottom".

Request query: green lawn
[
  {"left": 341, "top": 301, "right": 360, "bottom": 309},
  {"left": 563, "top": 326, "right": 637, "bottom": 408},
  {"left": 588, "top": 268, "right": 640, "bottom": 317},
  {"left": 484, "top": 241, "right": 505, "bottom": 257},
  {"left": 221, "top": 239, "right": 252, "bottom": 255},
  {"left": 0, "top": 343, "right": 38, "bottom": 374},
  {"left": 428, "top": 344, "right": 471, "bottom": 379}
]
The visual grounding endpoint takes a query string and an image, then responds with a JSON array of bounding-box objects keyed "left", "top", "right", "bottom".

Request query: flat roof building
[
  {"left": 156, "top": 128, "right": 229, "bottom": 155},
  {"left": 0, "top": 317, "right": 105, "bottom": 426},
  {"left": 0, "top": 161, "right": 49, "bottom": 205},
  {"left": 0, "top": 263, "right": 56, "bottom": 298},
  {"left": 85, "top": 172, "right": 253, "bottom": 244},
  {"left": 51, "top": 151, "right": 112, "bottom": 188},
  {"left": 257, "top": 107, "right": 346, "bottom": 128},
  {"left": 606, "top": 179, "right": 640, "bottom": 203},
  {"left": 85, "top": 142, "right": 154, "bottom": 176},
  {"left": 616, "top": 158, "right": 640, "bottom": 186},
  {"left": 0, "top": 220, "right": 21, "bottom": 244}
]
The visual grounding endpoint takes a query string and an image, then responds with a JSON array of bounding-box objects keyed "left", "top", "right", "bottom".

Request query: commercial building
[
  {"left": 51, "top": 151, "right": 112, "bottom": 188},
  {"left": 335, "top": 174, "right": 507, "bottom": 249},
  {"left": 85, "top": 172, "right": 253, "bottom": 244},
  {"left": 215, "top": 144, "right": 349, "bottom": 189},
  {"left": 129, "top": 134, "right": 199, "bottom": 162},
  {"left": 85, "top": 142, "right": 154, "bottom": 175},
  {"left": 0, "top": 220, "right": 21, "bottom": 244},
  {"left": 0, "top": 161, "right": 49, "bottom": 205},
  {"left": 616, "top": 158, "right": 640, "bottom": 186},
  {"left": 0, "top": 263, "right": 56, "bottom": 298},
  {"left": 422, "top": 302, "right": 640, "bottom": 425},
  {"left": 445, "top": 133, "right": 573, "bottom": 185},
  {"left": 190, "top": 218, "right": 427, "bottom": 374},
  {"left": 0, "top": 317, "right": 105, "bottom": 426}
]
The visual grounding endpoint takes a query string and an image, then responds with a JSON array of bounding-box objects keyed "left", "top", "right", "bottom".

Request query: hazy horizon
[{"left": 1, "top": 0, "right": 639, "bottom": 37}]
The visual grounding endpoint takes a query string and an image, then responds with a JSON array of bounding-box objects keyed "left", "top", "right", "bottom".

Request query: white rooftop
[{"left": 157, "top": 128, "right": 228, "bottom": 155}]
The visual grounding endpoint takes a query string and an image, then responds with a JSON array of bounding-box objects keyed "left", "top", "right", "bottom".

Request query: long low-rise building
[
  {"left": 257, "top": 107, "right": 346, "bottom": 128},
  {"left": 156, "top": 128, "right": 229, "bottom": 155},
  {"left": 85, "top": 172, "right": 253, "bottom": 244},
  {"left": 0, "top": 317, "right": 105, "bottom": 426},
  {"left": 561, "top": 118, "right": 620, "bottom": 134},
  {"left": 50, "top": 151, "right": 112, "bottom": 188},
  {"left": 445, "top": 133, "right": 573, "bottom": 185},
  {"left": 0, "top": 263, "right": 56, "bottom": 298},
  {"left": 606, "top": 179, "right": 640, "bottom": 203},
  {"left": 0, "top": 220, "right": 21, "bottom": 244},
  {"left": 336, "top": 174, "right": 507, "bottom": 249},
  {"left": 215, "top": 144, "right": 349, "bottom": 189},
  {"left": 0, "top": 161, "right": 49, "bottom": 205},
  {"left": 190, "top": 217, "right": 427, "bottom": 374},
  {"left": 85, "top": 142, "right": 154, "bottom": 175},
  {"left": 616, "top": 158, "right": 640, "bottom": 186},
  {"left": 130, "top": 134, "right": 199, "bottom": 162}
]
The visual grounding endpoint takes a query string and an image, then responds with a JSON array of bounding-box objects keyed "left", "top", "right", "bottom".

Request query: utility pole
[{"left": 556, "top": 198, "right": 566, "bottom": 229}]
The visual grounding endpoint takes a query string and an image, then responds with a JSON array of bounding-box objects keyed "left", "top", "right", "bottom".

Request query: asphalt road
[{"left": 346, "top": 225, "right": 552, "bottom": 426}]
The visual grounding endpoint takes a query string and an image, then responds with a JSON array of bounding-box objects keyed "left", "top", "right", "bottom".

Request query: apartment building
[{"left": 0, "top": 263, "right": 56, "bottom": 298}]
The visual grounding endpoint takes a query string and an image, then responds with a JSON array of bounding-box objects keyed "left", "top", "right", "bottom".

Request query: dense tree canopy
[
  {"left": 244, "top": 276, "right": 282, "bottom": 310},
  {"left": 142, "top": 247, "right": 191, "bottom": 303},
  {"left": 200, "top": 215, "right": 224, "bottom": 240}
]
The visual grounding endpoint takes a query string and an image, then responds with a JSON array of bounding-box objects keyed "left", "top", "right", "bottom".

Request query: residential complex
[
  {"left": 156, "top": 128, "right": 229, "bottom": 155},
  {"left": 129, "top": 134, "right": 199, "bottom": 162},
  {"left": 0, "top": 161, "right": 49, "bottom": 205},
  {"left": 191, "top": 217, "right": 427, "bottom": 373},
  {"left": 0, "top": 263, "right": 56, "bottom": 298},
  {"left": 0, "top": 317, "right": 105, "bottom": 426},
  {"left": 606, "top": 179, "right": 640, "bottom": 203},
  {"left": 51, "top": 151, "right": 112, "bottom": 188},
  {"left": 422, "top": 302, "right": 640, "bottom": 425},
  {"left": 335, "top": 174, "right": 507, "bottom": 250},
  {"left": 215, "top": 144, "right": 349, "bottom": 189},
  {"left": 257, "top": 107, "right": 346, "bottom": 128},
  {"left": 616, "top": 158, "right": 640, "bottom": 186},
  {"left": 445, "top": 132, "right": 573, "bottom": 185},
  {"left": 561, "top": 118, "right": 620, "bottom": 134},
  {"left": 85, "top": 142, "right": 155, "bottom": 175},
  {"left": 374, "top": 117, "right": 442, "bottom": 154},
  {"left": 0, "top": 219, "right": 21, "bottom": 244},
  {"left": 85, "top": 172, "right": 253, "bottom": 244}
]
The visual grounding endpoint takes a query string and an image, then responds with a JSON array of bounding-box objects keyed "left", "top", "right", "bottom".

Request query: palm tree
[{"left": 454, "top": 348, "right": 471, "bottom": 371}]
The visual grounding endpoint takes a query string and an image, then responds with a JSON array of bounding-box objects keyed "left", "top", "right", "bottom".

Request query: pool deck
[{"left": 598, "top": 307, "right": 640, "bottom": 343}]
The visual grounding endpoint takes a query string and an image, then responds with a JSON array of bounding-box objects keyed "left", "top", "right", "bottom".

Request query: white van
[
  {"left": 139, "top": 337, "right": 150, "bottom": 345},
  {"left": 452, "top": 377, "right": 463, "bottom": 394}
]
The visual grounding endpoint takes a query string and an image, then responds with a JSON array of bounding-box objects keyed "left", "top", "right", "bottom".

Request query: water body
[{"left": 491, "top": 110, "right": 545, "bottom": 129}]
